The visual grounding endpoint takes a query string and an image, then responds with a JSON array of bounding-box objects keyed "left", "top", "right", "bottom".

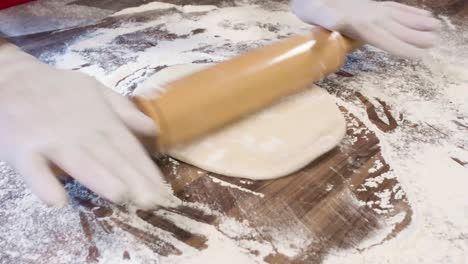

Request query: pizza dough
[{"left": 134, "top": 64, "right": 346, "bottom": 180}]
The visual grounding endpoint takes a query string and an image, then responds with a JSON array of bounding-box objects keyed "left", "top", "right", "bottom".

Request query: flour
[
  {"left": 321, "top": 22, "right": 468, "bottom": 263},
  {"left": 208, "top": 176, "right": 265, "bottom": 197},
  {"left": 1, "top": 1, "right": 467, "bottom": 264},
  {"left": 440, "top": 15, "right": 457, "bottom": 31},
  {"left": 112, "top": 2, "right": 218, "bottom": 16},
  {"left": 52, "top": 2, "right": 309, "bottom": 92},
  {"left": 368, "top": 160, "right": 383, "bottom": 173}
]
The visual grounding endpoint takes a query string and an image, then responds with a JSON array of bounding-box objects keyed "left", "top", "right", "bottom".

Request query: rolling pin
[{"left": 133, "top": 27, "right": 359, "bottom": 152}]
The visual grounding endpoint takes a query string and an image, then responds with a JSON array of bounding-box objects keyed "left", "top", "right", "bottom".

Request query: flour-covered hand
[
  {"left": 0, "top": 41, "right": 177, "bottom": 209},
  {"left": 291, "top": 0, "right": 441, "bottom": 57}
]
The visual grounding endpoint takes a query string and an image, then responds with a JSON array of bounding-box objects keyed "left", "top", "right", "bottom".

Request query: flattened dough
[{"left": 134, "top": 64, "right": 346, "bottom": 180}]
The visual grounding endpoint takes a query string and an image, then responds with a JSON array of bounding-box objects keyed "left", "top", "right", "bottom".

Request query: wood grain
[
  {"left": 69, "top": 102, "right": 411, "bottom": 263},
  {"left": 1, "top": 0, "right": 465, "bottom": 263}
]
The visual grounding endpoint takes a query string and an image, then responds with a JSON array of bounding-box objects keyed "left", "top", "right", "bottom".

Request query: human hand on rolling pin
[
  {"left": 291, "top": 0, "right": 442, "bottom": 57},
  {"left": 0, "top": 41, "right": 177, "bottom": 209}
]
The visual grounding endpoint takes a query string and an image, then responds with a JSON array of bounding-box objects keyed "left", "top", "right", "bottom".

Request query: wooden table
[{"left": 1, "top": 0, "right": 467, "bottom": 263}]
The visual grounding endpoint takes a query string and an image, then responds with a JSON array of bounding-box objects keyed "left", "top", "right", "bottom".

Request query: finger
[
  {"left": 383, "top": 1, "right": 433, "bottom": 17},
  {"left": 15, "top": 154, "right": 68, "bottom": 207},
  {"left": 357, "top": 23, "right": 426, "bottom": 58},
  {"left": 101, "top": 88, "right": 158, "bottom": 137},
  {"left": 390, "top": 8, "right": 442, "bottom": 31},
  {"left": 382, "top": 19, "right": 438, "bottom": 48},
  {"left": 46, "top": 145, "right": 129, "bottom": 204},
  {"left": 82, "top": 133, "right": 161, "bottom": 209},
  {"left": 106, "top": 129, "right": 179, "bottom": 208}
]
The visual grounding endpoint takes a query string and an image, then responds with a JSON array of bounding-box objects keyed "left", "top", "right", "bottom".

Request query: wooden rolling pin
[{"left": 133, "top": 27, "right": 359, "bottom": 152}]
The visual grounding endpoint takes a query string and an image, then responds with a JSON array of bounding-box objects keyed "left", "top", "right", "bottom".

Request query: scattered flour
[
  {"left": 112, "top": 2, "right": 218, "bottom": 17},
  {"left": 321, "top": 21, "right": 468, "bottom": 263},
  {"left": 209, "top": 176, "right": 265, "bottom": 197},
  {"left": 1, "top": 1, "right": 466, "bottom": 264},
  {"left": 368, "top": 160, "right": 383, "bottom": 173}
]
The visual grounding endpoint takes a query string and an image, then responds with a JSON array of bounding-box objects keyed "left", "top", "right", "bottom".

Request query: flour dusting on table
[
  {"left": 320, "top": 24, "right": 468, "bottom": 263},
  {"left": 1, "top": 1, "right": 467, "bottom": 263}
]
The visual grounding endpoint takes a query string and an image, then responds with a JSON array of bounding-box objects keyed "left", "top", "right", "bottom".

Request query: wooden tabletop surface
[{"left": 1, "top": 0, "right": 467, "bottom": 263}]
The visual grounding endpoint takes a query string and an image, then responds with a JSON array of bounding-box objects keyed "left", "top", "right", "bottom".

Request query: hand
[
  {"left": 0, "top": 42, "right": 178, "bottom": 209},
  {"left": 291, "top": 0, "right": 442, "bottom": 57}
]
